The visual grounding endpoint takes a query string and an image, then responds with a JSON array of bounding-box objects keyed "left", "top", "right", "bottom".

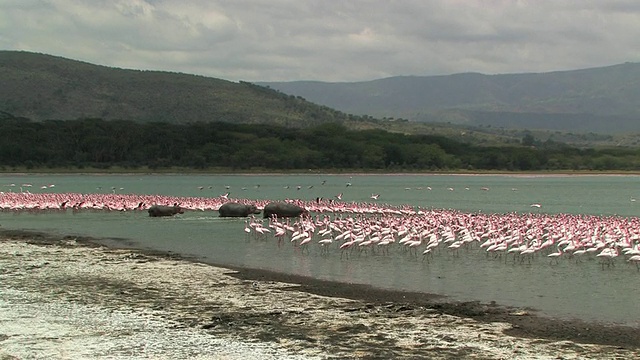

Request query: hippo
[
  {"left": 148, "top": 204, "right": 183, "bottom": 217},
  {"left": 218, "top": 202, "right": 261, "bottom": 217},
  {"left": 262, "top": 202, "right": 308, "bottom": 219}
]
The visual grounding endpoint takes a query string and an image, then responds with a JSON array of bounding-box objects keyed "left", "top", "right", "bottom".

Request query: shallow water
[{"left": 2, "top": 173, "right": 640, "bottom": 326}]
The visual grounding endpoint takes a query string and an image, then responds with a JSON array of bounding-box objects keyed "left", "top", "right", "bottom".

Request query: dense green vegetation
[{"left": 2, "top": 117, "right": 639, "bottom": 172}]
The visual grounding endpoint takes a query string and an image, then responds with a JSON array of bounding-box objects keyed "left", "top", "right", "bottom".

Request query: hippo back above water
[
  {"left": 218, "top": 202, "right": 261, "bottom": 217},
  {"left": 262, "top": 202, "right": 308, "bottom": 219},
  {"left": 148, "top": 204, "right": 183, "bottom": 217}
]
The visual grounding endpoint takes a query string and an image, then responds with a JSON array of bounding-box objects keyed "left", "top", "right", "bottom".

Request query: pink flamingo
[
  {"left": 547, "top": 247, "right": 563, "bottom": 264},
  {"left": 628, "top": 255, "right": 640, "bottom": 270}
]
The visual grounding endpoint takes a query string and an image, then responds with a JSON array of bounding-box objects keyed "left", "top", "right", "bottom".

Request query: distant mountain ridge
[{"left": 258, "top": 63, "right": 640, "bottom": 134}]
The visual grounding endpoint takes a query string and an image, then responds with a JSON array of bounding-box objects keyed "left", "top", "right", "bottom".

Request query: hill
[
  {"left": 0, "top": 51, "right": 358, "bottom": 127},
  {"left": 258, "top": 63, "right": 640, "bottom": 134},
  {"left": 2, "top": 51, "right": 639, "bottom": 148}
]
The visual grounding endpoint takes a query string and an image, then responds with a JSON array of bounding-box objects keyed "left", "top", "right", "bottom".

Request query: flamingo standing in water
[
  {"left": 628, "top": 255, "right": 640, "bottom": 270},
  {"left": 243, "top": 219, "right": 252, "bottom": 240},
  {"left": 597, "top": 247, "right": 618, "bottom": 268},
  {"left": 547, "top": 247, "right": 563, "bottom": 264}
]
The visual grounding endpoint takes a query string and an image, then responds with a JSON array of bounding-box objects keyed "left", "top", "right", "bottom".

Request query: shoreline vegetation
[
  {"left": 2, "top": 118, "right": 640, "bottom": 173},
  {"left": 1, "top": 229, "right": 638, "bottom": 359}
]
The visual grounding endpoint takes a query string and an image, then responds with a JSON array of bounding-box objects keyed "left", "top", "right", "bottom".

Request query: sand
[{"left": 0, "top": 230, "right": 638, "bottom": 359}]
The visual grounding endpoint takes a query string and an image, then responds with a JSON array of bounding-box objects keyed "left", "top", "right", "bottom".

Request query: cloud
[{"left": 1, "top": 0, "right": 640, "bottom": 81}]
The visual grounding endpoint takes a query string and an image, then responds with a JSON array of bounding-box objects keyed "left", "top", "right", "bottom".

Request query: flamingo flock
[
  {"left": 2, "top": 191, "right": 640, "bottom": 269},
  {"left": 0, "top": 191, "right": 413, "bottom": 214},
  {"left": 0, "top": 192, "right": 251, "bottom": 212},
  {"left": 245, "top": 205, "right": 640, "bottom": 269}
]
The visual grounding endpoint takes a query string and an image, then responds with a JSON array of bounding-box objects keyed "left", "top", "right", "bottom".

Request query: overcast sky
[{"left": 2, "top": 0, "right": 640, "bottom": 82}]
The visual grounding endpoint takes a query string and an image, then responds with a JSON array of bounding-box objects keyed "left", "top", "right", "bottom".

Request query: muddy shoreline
[
  {"left": 228, "top": 266, "right": 640, "bottom": 348},
  {"left": 1, "top": 228, "right": 639, "bottom": 359}
]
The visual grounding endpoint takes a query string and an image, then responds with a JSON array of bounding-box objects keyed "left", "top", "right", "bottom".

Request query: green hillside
[
  {"left": 0, "top": 51, "right": 357, "bottom": 126},
  {"left": 1, "top": 51, "right": 638, "bottom": 148},
  {"left": 2, "top": 51, "right": 640, "bottom": 172}
]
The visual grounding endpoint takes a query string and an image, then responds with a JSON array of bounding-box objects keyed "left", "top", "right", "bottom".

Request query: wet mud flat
[{"left": 0, "top": 230, "right": 638, "bottom": 359}]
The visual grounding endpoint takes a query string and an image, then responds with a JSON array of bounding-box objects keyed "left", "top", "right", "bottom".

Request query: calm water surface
[{"left": 2, "top": 173, "right": 640, "bottom": 326}]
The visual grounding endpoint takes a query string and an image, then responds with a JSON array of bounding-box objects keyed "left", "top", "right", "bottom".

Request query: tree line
[{"left": 1, "top": 117, "right": 639, "bottom": 172}]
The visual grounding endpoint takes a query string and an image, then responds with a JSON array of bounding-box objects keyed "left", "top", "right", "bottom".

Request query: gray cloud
[{"left": 1, "top": 0, "right": 640, "bottom": 81}]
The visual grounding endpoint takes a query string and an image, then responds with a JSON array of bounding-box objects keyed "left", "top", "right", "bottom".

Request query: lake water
[{"left": 2, "top": 173, "right": 640, "bottom": 326}]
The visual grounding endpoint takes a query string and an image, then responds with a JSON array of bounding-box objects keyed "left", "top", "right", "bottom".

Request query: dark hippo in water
[
  {"left": 148, "top": 204, "right": 183, "bottom": 217},
  {"left": 218, "top": 202, "right": 261, "bottom": 217},
  {"left": 262, "top": 202, "right": 308, "bottom": 218}
]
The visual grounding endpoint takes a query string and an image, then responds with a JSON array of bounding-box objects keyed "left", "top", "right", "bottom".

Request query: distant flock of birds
[{"left": 1, "top": 185, "right": 640, "bottom": 270}]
